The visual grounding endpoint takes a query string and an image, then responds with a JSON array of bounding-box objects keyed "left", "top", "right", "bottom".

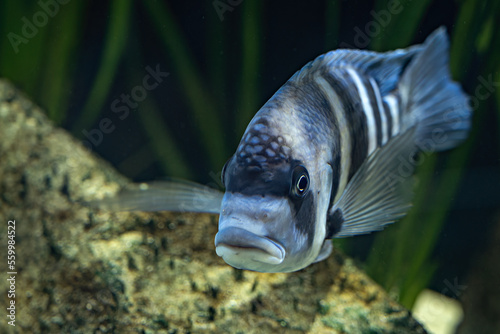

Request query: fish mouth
[{"left": 214, "top": 227, "right": 285, "bottom": 267}]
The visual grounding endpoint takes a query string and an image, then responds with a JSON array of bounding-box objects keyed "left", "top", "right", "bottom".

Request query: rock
[{"left": 0, "top": 79, "right": 426, "bottom": 333}]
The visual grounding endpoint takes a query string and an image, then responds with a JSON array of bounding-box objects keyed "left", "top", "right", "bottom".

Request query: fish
[{"left": 96, "top": 27, "right": 471, "bottom": 273}]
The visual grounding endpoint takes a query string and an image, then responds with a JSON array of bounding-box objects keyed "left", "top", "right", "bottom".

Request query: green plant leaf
[
  {"left": 142, "top": 0, "right": 228, "bottom": 171},
  {"left": 371, "top": 0, "right": 433, "bottom": 51},
  {"left": 235, "top": 0, "right": 262, "bottom": 137},
  {"left": 324, "top": 0, "right": 341, "bottom": 51},
  {"left": 71, "top": 0, "right": 132, "bottom": 133},
  {"left": 40, "top": 1, "right": 87, "bottom": 124},
  {"left": 0, "top": 2, "right": 50, "bottom": 97}
]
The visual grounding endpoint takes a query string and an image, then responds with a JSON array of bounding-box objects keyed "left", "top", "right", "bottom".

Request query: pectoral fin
[
  {"left": 329, "top": 127, "right": 417, "bottom": 237},
  {"left": 89, "top": 180, "right": 223, "bottom": 214}
]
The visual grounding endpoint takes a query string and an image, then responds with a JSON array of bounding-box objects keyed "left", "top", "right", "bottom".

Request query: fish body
[
  {"left": 98, "top": 28, "right": 471, "bottom": 273},
  {"left": 215, "top": 27, "right": 470, "bottom": 272}
]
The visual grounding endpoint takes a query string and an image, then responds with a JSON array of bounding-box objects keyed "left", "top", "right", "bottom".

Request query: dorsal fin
[{"left": 291, "top": 44, "right": 422, "bottom": 95}]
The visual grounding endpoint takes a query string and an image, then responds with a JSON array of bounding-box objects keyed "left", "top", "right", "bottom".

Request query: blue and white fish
[{"left": 98, "top": 28, "right": 471, "bottom": 273}]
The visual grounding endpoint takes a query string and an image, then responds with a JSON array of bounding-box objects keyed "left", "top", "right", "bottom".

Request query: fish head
[{"left": 215, "top": 126, "right": 333, "bottom": 272}]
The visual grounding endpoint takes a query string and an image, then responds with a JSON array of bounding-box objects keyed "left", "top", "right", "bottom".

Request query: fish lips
[{"left": 215, "top": 227, "right": 286, "bottom": 268}]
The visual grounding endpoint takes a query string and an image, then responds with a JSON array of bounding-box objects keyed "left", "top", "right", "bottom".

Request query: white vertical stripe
[
  {"left": 346, "top": 68, "right": 377, "bottom": 155},
  {"left": 315, "top": 76, "right": 352, "bottom": 204},
  {"left": 369, "top": 78, "right": 388, "bottom": 145},
  {"left": 383, "top": 94, "right": 400, "bottom": 136}
]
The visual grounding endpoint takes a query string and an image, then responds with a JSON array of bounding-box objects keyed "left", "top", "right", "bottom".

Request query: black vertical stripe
[
  {"left": 322, "top": 69, "right": 369, "bottom": 181},
  {"left": 396, "top": 94, "right": 403, "bottom": 129},
  {"left": 384, "top": 92, "right": 403, "bottom": 139},
  {"left": 383, "top": 100, "right": 393, "bottom": 138},
  {"left": 280, "top": 82, "right": 345, "bottom": 243},
  {"left": 361, "top": 75, "right": 383, "bottom": 147},
  {"left": 292, "top": 81, "right": 343, "bottom": 202},
  {"left": 291, "top": 183, "right": 317, "bottom": 245},
  {"left": 326, "top": 209, "right": 344, "bottom": 239},
  {"left": 299, "top": 82, "right": 339, "bottom": 130},
  {"left": 281, "top": 80, "right": 345, "bottom": 217}
]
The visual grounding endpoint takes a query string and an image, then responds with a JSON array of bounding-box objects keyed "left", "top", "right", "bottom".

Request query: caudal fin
[{"left": 399, "top": 27, "right": 472, "bottom": 151}]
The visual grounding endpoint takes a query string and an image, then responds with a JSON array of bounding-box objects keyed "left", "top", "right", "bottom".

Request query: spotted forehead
[{"left": 236, "top": 117, "right": 291, "bottom": 165}]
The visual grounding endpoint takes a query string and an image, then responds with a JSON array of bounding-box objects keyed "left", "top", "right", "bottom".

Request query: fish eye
[{"left": 291, "top": 165, "right": 309, "bottom": 198}]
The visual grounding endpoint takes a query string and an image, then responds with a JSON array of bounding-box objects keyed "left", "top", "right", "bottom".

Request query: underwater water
[{"left": 0, "top": 0, "right": 499, "bottom": 332}]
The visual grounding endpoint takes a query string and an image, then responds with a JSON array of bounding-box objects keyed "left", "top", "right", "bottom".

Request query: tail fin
[{"left": 399, "top": 27, "right": 472, "bottom": 151}]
